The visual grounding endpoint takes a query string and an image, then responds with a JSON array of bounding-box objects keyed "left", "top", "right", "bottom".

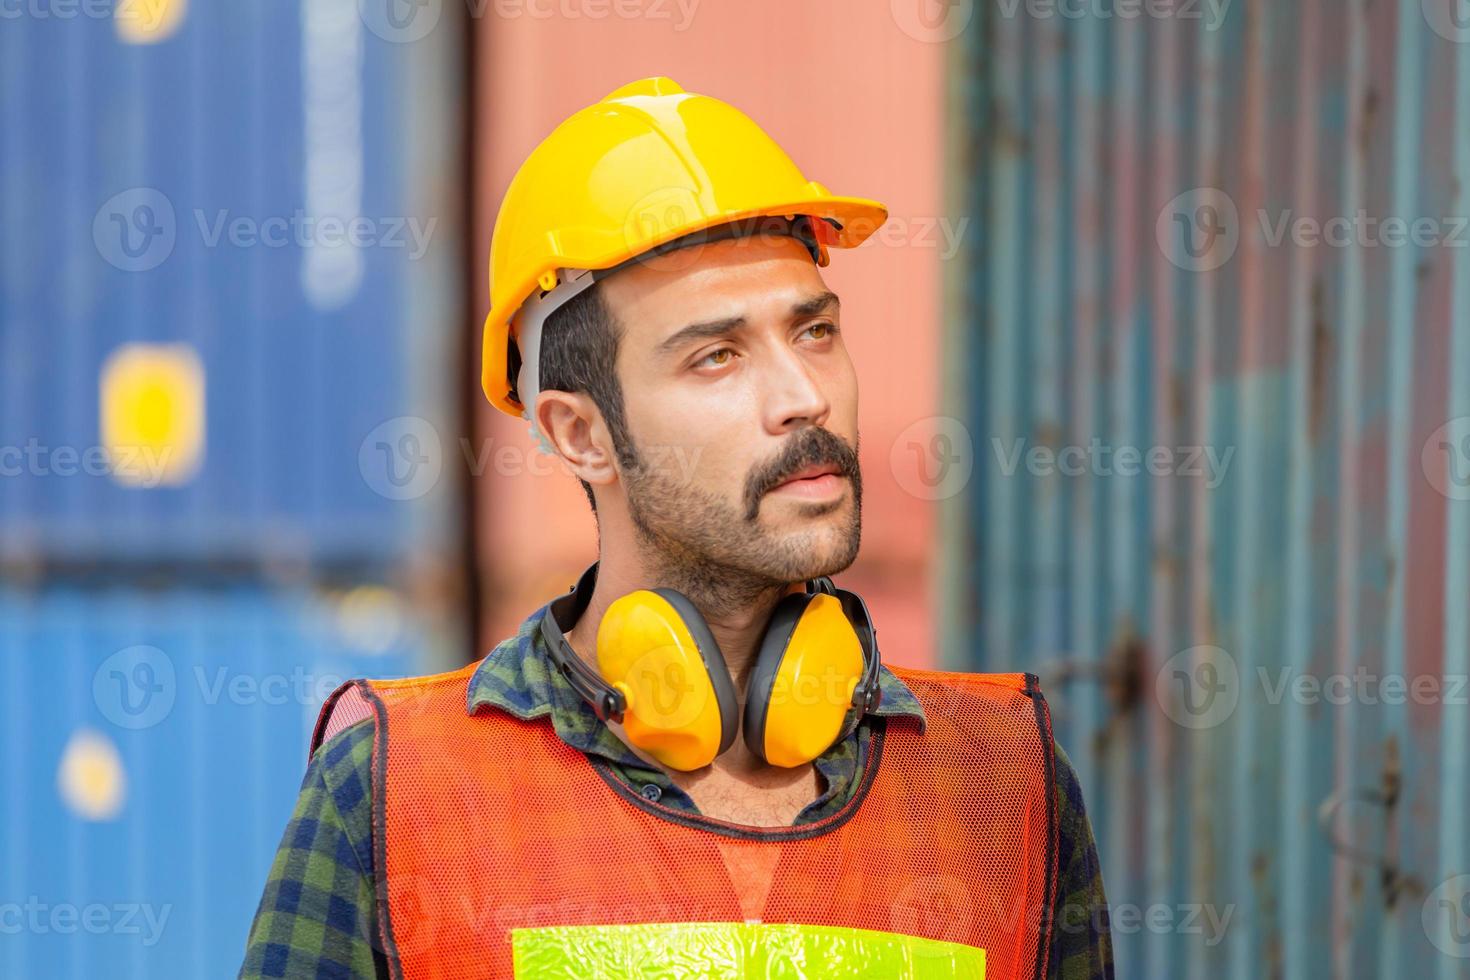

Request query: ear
[{"left": 535, "top": 389, "right": 618, "bottom": 489}]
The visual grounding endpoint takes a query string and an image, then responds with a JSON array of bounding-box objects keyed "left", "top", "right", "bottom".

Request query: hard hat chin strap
[{"left": 514, "top": 268, "right": 598, "bottom": 456}]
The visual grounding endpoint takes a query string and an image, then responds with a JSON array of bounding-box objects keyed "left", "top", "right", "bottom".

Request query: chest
[{"left": 679, "top": 766, "right": 824, "bottom": 827}]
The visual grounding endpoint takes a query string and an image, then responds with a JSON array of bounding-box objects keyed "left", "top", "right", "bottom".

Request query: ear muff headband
[{"left": 540, "top": 563, "right": 625, "bottom": 720}]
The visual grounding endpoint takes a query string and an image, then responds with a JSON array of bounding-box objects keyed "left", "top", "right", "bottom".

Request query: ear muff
[
  {"left": 595, "top": 588, "right": 739, "bottom": 772},
  {"left": 743, "top": 592, "right": 866, "bottom": 768}
]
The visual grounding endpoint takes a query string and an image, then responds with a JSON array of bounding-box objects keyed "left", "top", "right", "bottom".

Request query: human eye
[
  {"left": 800, "top": 321, "right": 839, "bottom": 342},
  {"left": 693, "top": 347, "right": 736, "bottom": 370}
]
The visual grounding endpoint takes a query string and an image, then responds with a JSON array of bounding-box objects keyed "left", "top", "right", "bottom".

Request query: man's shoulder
[
  {"left": 887, "top": 663, "right": 1046, "bottom": 697},
  {"left": 1050, "top": 739, "right": 1087, "bottom": 811},
  {"left": 311, "top": 715, "right": 376, "bottom": 798},
  {"left": 291, "top": 716, "right": 380, "bottom": 882},
  {"left": 310, "top": 658, "right": 492, "bottom": 755}
]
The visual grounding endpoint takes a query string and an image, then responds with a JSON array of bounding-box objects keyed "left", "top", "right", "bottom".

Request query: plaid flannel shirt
[{"left": 240, "top": 601, "right": 1114, "bottom": 978}]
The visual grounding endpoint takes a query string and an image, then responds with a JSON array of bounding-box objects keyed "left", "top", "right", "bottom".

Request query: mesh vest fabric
[{"left": 311, "top": 663, "right": 1059, "bottom": 980}]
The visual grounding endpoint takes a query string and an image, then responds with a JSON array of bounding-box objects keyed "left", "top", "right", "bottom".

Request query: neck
[{"left": 563, "top": 550, "right": 803, "bottom": 687}]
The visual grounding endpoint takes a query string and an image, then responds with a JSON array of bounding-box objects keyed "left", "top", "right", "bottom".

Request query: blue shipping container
[
  {"left": 0, "top": 583, "right": 423, "bottom": 978},
  {"left": 0, "top": 0, "right": 463, "bottom": 567}
]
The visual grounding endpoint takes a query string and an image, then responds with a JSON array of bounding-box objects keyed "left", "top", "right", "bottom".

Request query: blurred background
[{"left": 3, "top": 0, "right": 1469, "bottom": 977}]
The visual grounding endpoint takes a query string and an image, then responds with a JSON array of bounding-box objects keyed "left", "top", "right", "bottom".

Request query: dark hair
[{"left": 533, "top": 283, "right": 637, "bottom": 513}]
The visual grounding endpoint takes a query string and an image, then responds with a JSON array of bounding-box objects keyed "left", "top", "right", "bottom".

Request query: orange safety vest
[{"left": 311, "top": 662, "right": 1059, "bottom": 979}]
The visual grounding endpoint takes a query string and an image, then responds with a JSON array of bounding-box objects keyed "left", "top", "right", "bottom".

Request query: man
[{"left": 241, "top": 77, "right": 1113, "bottom": 979}]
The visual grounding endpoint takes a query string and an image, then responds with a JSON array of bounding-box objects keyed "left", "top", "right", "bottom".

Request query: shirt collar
[{"left": 466, "top": 598, "right": 927, "bottom": 764}]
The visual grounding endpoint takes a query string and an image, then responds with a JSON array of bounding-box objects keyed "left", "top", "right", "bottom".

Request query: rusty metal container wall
[
  {"left": 470, "top": 5, "right": 950, "bottom": 664},
  {"left": 953, "top": 1, "right": 1470, "bottom": 977}
]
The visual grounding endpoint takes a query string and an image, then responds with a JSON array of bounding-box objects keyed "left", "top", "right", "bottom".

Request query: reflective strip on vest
[
  {"left": 510, "top": 921, "right": 986, "bottom": 978},
  {"left": 313, "top": 661, "right": 1058, "bottom": 980}
]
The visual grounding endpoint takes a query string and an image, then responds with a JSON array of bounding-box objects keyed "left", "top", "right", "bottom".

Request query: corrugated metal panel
[
  {"left": 0, "top": 584, "right": 418, "bottom": 978},
  {"left": 0, "top": 1, "right": 461, "bottom": 567},
  {"left": 954, "top": 1, "right": 1470, "bottom": 977}
]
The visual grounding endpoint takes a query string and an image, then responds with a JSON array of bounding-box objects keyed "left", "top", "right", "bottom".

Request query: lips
[{"left": 774, "top": 463, "right": 842, "bottom": 488}]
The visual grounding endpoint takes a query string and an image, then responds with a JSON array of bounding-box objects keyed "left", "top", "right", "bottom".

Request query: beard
[{"left": 621, "top": 425, "right": 863, "bottom": 614}]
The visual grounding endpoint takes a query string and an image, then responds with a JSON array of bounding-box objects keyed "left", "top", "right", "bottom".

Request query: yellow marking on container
[
  {"left": 115, "top": 0, "right": 188, "bottom": 44},
  {"left": 58, "top": 729, "right": 126, "bottom": 821},
  {"left": 100, "top": 343, "right": 205, "bottom": 488}
]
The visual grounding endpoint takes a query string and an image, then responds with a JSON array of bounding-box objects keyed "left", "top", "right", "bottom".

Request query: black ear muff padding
[
  {"left": 742, "top": 592, "right": 814, "bottom": 763},
  {"left": 650, "top": 587, "right": 740, "bottom": 757}
]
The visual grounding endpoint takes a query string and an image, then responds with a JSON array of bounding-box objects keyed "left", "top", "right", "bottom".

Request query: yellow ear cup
[
  {"left": 596, "top": 591, "right": 732, "bottom": 772},
  {"left": 753, "top": 593, "right": 865, "bottom": 768}
]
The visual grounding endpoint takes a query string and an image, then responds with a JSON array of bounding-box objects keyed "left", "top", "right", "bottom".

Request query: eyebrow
[{"left": 653, "top": 291, "right": 841, "bottom": 357}]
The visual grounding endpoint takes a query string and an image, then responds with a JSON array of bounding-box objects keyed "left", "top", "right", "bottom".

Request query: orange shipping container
[{"left": 470, "top": 3, "right": 949, "bottom": 672}]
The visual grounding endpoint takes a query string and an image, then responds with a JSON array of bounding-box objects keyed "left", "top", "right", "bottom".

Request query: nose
[{"left": 761, "top": 344, "right": 831, "bottom": 435}]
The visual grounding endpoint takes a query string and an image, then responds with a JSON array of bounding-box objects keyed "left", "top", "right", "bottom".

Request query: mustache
[{"left": 743, "top": 428, "right": 861, "bottom": 520}]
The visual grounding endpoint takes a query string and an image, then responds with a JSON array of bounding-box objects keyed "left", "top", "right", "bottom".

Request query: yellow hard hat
[{"left": 480, "top": 76, "right": 889, "bottom": 417}]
